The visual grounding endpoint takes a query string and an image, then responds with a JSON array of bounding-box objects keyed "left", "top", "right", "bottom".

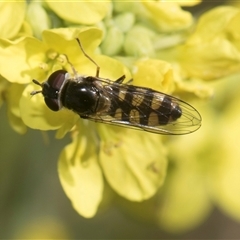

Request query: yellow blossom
[
  {"left": 0, "top": 1, "right": 31, "bottom": 134},
  {"left": 45, "top": 0, "right": 111, "bottom": 25},
  {"left": 132, "top": 58, "right": 175, "bottom": 93},
  {"left": 179, "top": 6, "right": 240, "bottom": 80},
  {"left": 141, "top": 1, "right": 193, "bottom": 32},
  {"left": 113, "top": 1, "right": 193, "bottom": 32},
  {"left": 26, "top": 1, "right": 51, "bottom": 39},
  {"left": 2, "top": 1, "right": 240, "bottom": 235},
  {"left": 98, "top": 125, "right": 167, "bottom": 201},
  {"left": 58, "top": 122, "right": 103, "bottom": 218},
  {"left": 6, "top": 83, "right": 27, "bottom": 134},
  {"left": 0, "top": 1, "right": 26, "bottom": 39}
]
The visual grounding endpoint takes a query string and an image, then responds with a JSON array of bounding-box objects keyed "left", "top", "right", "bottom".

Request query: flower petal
[
  {"left": 133, "top": 58, "right": 175, "bottom": 93},
  {"left": 58, "top": 131, "right": 103, "bottom": 218},
  {"left": 180, "top": 6, "right": 240, "bottom": 80},
  {"left": 142, "top": 2, "right": 193, "bottom": 32},
  {"left": 6, "top": 83, "right": 27, "bottom": 134},
  {"left": 99, "top": 126, "right": 167, "bottom": 201},
  {"left": 0, "top": 2, "right": 26, "bottom": 38},
  {"left": 45, "top": 1, "right": 111, "bottom": 25},
  {"left": 0, "top": 37, "right": 47, "bottom": 84},
  {"left": 42, "top": 27, "right": 103, "bottom": 71},
  {"left": 26, "top": 1, "right": 51, "bottom": 39}
]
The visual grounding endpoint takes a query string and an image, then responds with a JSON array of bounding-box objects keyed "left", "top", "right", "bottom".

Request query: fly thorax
[{"left": 61, "top": 81, "right": 99, "bottom": 115}]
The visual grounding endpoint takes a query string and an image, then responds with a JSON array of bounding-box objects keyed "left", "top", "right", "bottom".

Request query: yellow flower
[
  {"left": 141, "top": 1, "right": 193, "bottom": 32},
  {"left": 58, "top": 122, "right": 104, "bottom": 218},
  {"left": 179, "top": 6, "right": 240, "bottom": 80},
  {"left": 132, "top": 58, "right": 175, "bottom": 93},
  {"left": 98, "top": 126, "right": 167, "bottom": 201},
  {"left": 0, "top": 1, "right": 26, "bottom": 39},
  {"left": 26, "top": 1, "right": 51, "bottom": 39},
  {"left": 113, "top": 1, "right": 193, "bottom": 32},
  {"left": 6, "top": 83, "right": 27, "bottom": 134},
  {"left": 45, "top": 0, "right": 111, "bottom": 25},
  {"left": 0, "top": 1, "right": 32, "bottom": 134},
  {"left": 0, "top": 78, "right": 26, "bottom": 134},
  {"left": 2, "top": 1, "right": 240, "bottom": 234},
  {"left": 111, "top": 1, "right": 194, "bottom": 58},
  {"left": 0, "top": 1, "right": 200, "bottom": 223},
  {"left": 2, "top": 26, "right": 166, "bottom": 217},
  {"left": 58, "top": 122, "right": 167, "bottom": 218}
]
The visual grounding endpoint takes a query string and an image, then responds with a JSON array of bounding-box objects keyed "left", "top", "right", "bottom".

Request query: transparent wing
[{"left": 81, "top": 79, "right": 202, "bottom": 135}]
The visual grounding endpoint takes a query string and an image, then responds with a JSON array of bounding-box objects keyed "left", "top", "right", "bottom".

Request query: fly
[{"left": 30, "top": 38, "right": 201, "bottom": 135}]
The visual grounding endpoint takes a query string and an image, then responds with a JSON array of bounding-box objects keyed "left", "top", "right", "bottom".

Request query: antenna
[{"left": 30, "top": 79, "right": 42, "bottom": 95}]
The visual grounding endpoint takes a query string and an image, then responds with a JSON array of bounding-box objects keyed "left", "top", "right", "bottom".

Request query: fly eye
[
  {"left": 47, "top": 69, "right": 68, "bottom": 90},
  {"left": 44, "top": 98, "right": 60, "bottom": 111},
  {"left": 41, "top": 69, "right": 68, "bottom": 111}
]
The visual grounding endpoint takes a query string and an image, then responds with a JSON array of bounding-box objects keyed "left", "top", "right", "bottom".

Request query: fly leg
[
  {"left": 114, "top": 75, "right": 126, "bottom": 84},
  {"left": 114, "top": 75, "right": 133, "bottom": 85},
  {"left": 64, "top": 54, "right": 78, "bottom": 78},
  {"left": 76, "top": 38, "right": 100, "bottom": 78}
]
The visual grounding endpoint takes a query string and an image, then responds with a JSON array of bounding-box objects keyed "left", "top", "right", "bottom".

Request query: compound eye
[
  {"left": 44, "top": 98, "right": 60, "bottom": 111},
  {"left": 41, "top": 69, "right": 68, "bottom": 111},
  {"left": 47, "top": 69, "right": 68, "bottom": 90}
]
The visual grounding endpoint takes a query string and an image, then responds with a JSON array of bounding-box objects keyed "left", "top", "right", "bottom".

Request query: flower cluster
[{"left": 1, "top": 1, "right": 240, "bottom": 233}]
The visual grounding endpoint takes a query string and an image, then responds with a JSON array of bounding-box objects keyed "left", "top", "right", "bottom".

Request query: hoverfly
[{"left": 30, "top": 38, "right": 201, "bottom": 135}]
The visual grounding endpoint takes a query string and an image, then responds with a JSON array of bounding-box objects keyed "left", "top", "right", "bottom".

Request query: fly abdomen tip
[{"left": 171, "top": 103, "right": 182, "bottom": 121}]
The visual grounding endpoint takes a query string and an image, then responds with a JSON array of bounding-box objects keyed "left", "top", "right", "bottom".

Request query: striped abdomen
[{"left": 106, "top": 85, "right": 182, "bottom": 126}]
